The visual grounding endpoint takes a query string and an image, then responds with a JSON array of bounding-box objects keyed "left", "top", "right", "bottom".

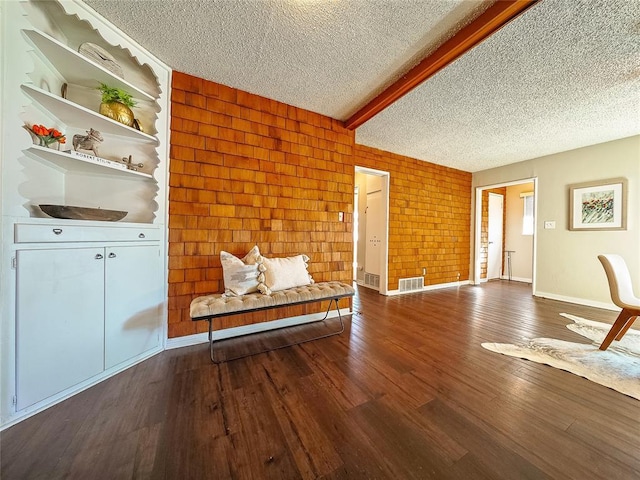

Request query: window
[{"left": 521, "top": 192, "right": 534, "bottom": 235}]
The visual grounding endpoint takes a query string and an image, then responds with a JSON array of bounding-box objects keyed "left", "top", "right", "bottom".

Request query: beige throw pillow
[
  {"left": 258, "top": 254, "right": 313, "bottom": 295},
  {"left": 220, "top": 245, "right": 262, "bottom": 296}
]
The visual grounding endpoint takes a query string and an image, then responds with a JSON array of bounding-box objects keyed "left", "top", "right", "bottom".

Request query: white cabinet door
[
  {"left": 104, "top": 245, "right": 162, "bottom": 369},
  {"left": 16, "top": 248, "right": 105, "bottom": 410},
  {"left": 365, "top": 190, "right": 383, "bottom": 276}
]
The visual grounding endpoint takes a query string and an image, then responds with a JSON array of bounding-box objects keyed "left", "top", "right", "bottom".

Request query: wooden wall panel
[
  {"left": 168, "top": 71, "right": 473, "bottom": 338},
  {"left": 353, "top": 145, "right": 472, "bottom": 290},
  {"left": 169, "top": 72, "right": 354, "bottom": 337}
]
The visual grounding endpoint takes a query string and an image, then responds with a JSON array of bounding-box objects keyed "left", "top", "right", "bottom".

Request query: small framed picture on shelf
[{"left": 568, "top": 177, "right": 627, "bottom": 231}]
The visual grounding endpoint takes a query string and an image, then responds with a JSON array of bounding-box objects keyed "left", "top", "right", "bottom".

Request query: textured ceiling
[
  {"left": 84, "top": 0, "right": 640, "bottom": 172},
  {"left": 356, "top": 0, "right": 640, "bottom": 171}
]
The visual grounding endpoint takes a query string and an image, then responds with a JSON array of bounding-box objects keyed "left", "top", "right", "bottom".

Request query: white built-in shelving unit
[{"left": 0, "top": 0, "right": 172, "bottom": 428}]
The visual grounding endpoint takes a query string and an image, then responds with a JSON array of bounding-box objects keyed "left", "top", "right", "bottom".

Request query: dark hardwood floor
[{"left": 2, "top": 281, "right": 639, "bottom": 479}]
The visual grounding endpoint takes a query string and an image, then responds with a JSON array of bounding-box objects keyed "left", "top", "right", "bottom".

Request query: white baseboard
[
  {"left": 534, "top": 291, "right": 618, "bottom": 311},
  {"left": 165, "top": 309, "right": 348, "bottom": 350},
  {"left": 386, "top": 280, "right": 470, "bottom": 296},
  {"left": 355, "top": 279, "right": 379, "bottom": 291},
  {"left": 166, "top": 332, "right": 210, "bottom": 349},
  {"left": 500, "top": 275, "right": 532, "bottom": 283}
]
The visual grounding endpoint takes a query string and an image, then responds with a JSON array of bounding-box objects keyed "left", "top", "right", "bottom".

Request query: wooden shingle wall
[
  {"left": 168, "top": 71, "right": 473, "bottom": 338},
  {"left": 353, "top": 145, "right": 472, "bottom": 289},
  {"left": 169, "top": 72, "right": 354, "bottom": 337}
]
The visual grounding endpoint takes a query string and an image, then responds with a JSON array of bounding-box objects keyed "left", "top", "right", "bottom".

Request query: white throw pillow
[
  {"left": 258, "top": 254, "right": 313, "bottom": 295},
  {"left": 220, "top": 245, "right": 262, "bottom": 296}
]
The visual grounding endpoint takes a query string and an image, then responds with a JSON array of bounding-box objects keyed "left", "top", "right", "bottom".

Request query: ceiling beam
[{"left": 344, "top": 0, "right": 540, "bottom": 130}]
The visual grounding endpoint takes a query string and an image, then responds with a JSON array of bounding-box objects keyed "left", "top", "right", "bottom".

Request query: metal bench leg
[
  {"left": 208, "top": 298, "right": 347, "bottom": 364},
  {"left": 208, "top": 318, "right": 221, "bottom": 364}
]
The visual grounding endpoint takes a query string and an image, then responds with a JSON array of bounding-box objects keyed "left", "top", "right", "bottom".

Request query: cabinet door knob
[
  {"left": 138, "top": 233, "right": 146, "bottom": 238},
  {"left": 108, "top": 252, "right": 117, "bottom": 258},
  {"left": 95, "top": 253, "right": 104, "bottom": 260},
  {"left": 53, "top": 228, "right": 63, "bottom": 235}
]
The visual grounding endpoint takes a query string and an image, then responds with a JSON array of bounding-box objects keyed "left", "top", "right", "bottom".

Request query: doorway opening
[
  {"left": 474, "top": 178, "right": 537, "bottom": 291},
  {"left": 354, "top": 167, "right": 390, "bottom": 295},
  {"left": 487, "top": 192, "right": 504, "bottom": 280}
]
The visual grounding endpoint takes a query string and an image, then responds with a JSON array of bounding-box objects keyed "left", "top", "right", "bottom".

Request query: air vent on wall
[
  {"left": 398, "top": 277, "right": 424, "bottom": 292},
  {"left": 364, "top": 273, "right": 380, "bottom": 289}
]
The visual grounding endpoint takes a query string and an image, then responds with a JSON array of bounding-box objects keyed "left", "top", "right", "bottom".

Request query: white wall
[
  {"left": 472, "top": 136, "right": 639, "bottom": 309},
  {"left": 504, "top": 183, "right": 534, "bottom": 282}
]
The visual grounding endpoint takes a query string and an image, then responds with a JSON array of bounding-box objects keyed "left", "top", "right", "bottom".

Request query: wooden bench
[{"left": 190, "top": 281, "right": 355, "bottom": 363}]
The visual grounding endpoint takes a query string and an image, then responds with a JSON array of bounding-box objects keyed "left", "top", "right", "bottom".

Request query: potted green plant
[{"left": 97, "top": 83, "right": 136, "bottom": 127}]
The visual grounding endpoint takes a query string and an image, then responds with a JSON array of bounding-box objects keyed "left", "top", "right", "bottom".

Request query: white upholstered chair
[{"left": 597, "top": 254, "right": 640, "bottom": 351}]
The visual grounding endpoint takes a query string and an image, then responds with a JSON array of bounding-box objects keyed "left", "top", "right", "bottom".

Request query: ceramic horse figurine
[{"left": 72, "top": 128, "right": 103, "bottom": 157}]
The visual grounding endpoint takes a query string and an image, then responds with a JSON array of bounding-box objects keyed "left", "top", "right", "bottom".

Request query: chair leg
[
  {"left": 599, "top": 308, "right": 635, "bottom": 351},
  {"left": 614, "top": 314, "right": 638, "bottom": 340}
]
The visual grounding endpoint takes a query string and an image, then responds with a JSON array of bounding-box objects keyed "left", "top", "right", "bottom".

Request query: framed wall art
[{"left": 569, "top": 177, "right": 627, "bottom": 231}]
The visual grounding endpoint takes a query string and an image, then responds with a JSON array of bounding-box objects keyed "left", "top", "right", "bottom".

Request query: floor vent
[
  {"left": 399, "top": 276, "right": 424, "bottom": 292},
  {"left": 364, "top": 273, "right": 380, "bottom": 289}
]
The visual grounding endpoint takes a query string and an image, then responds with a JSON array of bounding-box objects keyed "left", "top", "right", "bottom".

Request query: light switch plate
[{"left": 544, "top": 221, "right": 556, "bottom": 229}]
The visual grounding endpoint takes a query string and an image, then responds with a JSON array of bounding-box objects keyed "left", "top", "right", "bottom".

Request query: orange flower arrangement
[{"left": 28, "top": 124, "right": 66, "bottom": 148}]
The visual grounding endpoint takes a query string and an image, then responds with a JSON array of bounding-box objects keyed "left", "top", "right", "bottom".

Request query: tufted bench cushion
[{"left": 190, "top": 281, "right": 355, "bottom": 319}]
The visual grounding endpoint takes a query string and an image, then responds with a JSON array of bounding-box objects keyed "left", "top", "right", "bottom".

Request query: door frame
[
  {"left": 354, "top": 166, "right": 390, "bottom": 295},
  {"left": 473, "top": 177, "right": 538, "bottom": 291}
]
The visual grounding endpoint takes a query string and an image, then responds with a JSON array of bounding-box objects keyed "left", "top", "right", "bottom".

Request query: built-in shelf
[
  {"left": 22, "top": 29, "right": 156, "bottom": 102},
  {"left": 1, "top": 0, "right": 171, "bottom": 427},
  {"left": 21, "top": 83, "right": 158, "bottom": 143},
  {"left": 24, "top": 144, "right": 153, "bottom": 179}
]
